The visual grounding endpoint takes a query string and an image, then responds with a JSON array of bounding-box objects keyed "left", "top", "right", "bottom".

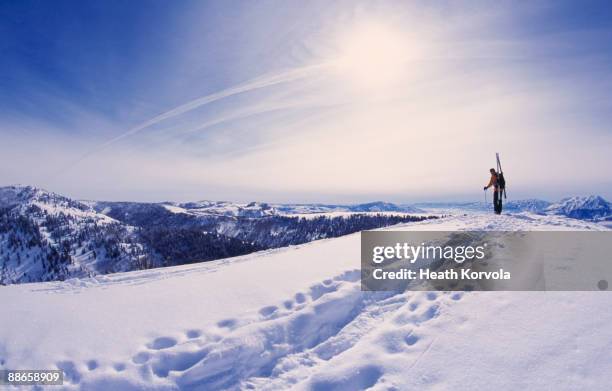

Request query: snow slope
[
  {"left": 0, "top": 186, "right": 155, "bottom": 284},
  {"left": 0, "top": 211, "right": 610, "bottom": 390}
]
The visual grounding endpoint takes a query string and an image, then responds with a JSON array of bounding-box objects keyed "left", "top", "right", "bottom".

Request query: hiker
[{"left": 484, "top": 168, "right": 503, "bottom": 214}]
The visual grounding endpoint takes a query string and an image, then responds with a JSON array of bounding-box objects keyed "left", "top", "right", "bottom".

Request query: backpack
[
  {"left": 496, "top": 153, "right": 507, "bottom": 198},
  {"left": 497, "top": 172, "right": 506, "bottom": 189}
]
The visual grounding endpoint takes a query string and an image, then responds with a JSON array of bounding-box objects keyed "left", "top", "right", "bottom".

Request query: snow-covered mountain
[
  {"left": 547, "top": 195, "right": 611, "bottom": 221},
  {"left": 0, "top": 185, "right": 158, "bottom": 284},
  {"left": 1, "top": 211, "right": 609, "bottom": 390},
  {"left": 162, "top": 200, "right": 278, "bottom": 218},
  {"left": 1, "top": 186, "right": 433, "bottom": 285}
]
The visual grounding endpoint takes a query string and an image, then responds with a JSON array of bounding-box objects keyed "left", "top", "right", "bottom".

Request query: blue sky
[{"left": 1, "top": 0, "right": 611, "bottom": 202}]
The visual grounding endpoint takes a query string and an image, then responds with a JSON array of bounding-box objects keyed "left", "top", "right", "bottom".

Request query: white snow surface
[{"left": 1, "top": 211, "right": 611, "bottom": 390}]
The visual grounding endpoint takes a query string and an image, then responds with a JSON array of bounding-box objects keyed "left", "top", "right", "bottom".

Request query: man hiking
[{"left": 484, "top": 168, "right": 503, "bottom": 214}]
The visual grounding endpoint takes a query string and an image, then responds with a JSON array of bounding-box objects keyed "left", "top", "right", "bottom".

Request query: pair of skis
[{"left": 496, "top": 152, "right": 507, "bottom": 199}]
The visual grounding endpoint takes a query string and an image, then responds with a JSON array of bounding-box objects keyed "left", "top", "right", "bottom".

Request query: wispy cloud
[{"left": 62, "top": 64, "right": 329, "bottom": 170}]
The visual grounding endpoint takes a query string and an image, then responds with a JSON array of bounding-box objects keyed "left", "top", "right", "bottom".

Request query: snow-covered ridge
[
  {"left": 547, "top": 195, "right": 611, "bottom": 221},
  {"left": 1, "top": 185, "right": 118, "bottom": 225},
  {"left": 274, "top": 201, "right": 424, "bottom": 214},
  {"left": 2, "top": 185, "right": 89, "bottom": 213},
  {"left": 159, "top": 200, "right": 424, "bottom": 218},
  {"left": 0, "top": 186, "right": 150, "bottom": 284},
  {"left": 162, "top": 200, "right": 278, "bottom": 218}
]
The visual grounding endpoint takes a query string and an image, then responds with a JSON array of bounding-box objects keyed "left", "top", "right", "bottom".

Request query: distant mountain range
[
  {"left": 0, "top": 186, "right": 433, "bottom": 285},
  {"left": 141, "top": 200, "right": 424, "bottom": 217}
]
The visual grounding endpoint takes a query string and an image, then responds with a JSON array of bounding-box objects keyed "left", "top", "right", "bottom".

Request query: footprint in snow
[
  {"left": 309, "top": 282, "right": 339, "bottom": 301},
  {"left": 419, "top": 304, "right": 440, "bottom": 323},
  {"left": 151, "top": 349, "right": 208, "bottom": 378},
  {"left": 186, "top": 329, "right": 202, "bottom": 339},
  {"left": 132, "top": 351, "right": 150, "bottom": 364},
  {"left": 259, "top": 305, "right": 278, "bottom": 318},
  {"left": 405, "top": 333, "right": 420, "bottom": 346},
  {"left": 333, "top": 269, "right": 360, "bottom": 282},
  {"left": 147, "top": 336, "right": 177, "bottom": 350},
  {"left": 56, "top": 361, "right": 81, "bottom": 384},
  {"left": 451, "top": 292, "right": 463, "bottom": 301},
  {"left": 394, "top": 303, "right": 440, "bottom": 326},
  {"left": 294, "top": 292, "right": 307, "bottom": 304},
  {"left": 217, "top": 318, "right": 237, "bottom": 329},
  {"left": 113, "top": 362, "right": 126, "bottom": 372}
]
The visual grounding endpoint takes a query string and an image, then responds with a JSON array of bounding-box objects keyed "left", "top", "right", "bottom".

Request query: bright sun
[{"left": 332, "top": 22, "right": 414, "bottom": 89}]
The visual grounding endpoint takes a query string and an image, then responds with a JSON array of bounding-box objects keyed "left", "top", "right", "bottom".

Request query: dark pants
[{"left": 494, "top": 189, "right": 503, "bottom": 214}]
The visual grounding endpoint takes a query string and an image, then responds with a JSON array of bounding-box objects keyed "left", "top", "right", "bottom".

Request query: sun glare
[{"left": 332, "top": 22, "right": 414, "bottom": 89}]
